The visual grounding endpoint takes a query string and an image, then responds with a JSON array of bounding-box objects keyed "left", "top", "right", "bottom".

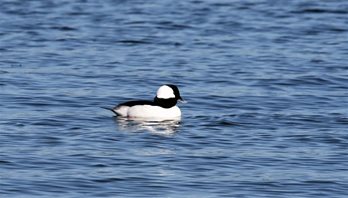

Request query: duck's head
[{"left": 154, "top": 84, "right": 184, "bottom": 108}]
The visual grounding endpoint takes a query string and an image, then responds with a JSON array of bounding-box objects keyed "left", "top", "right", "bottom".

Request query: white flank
[{"left": 127, "top": 105, "right": 181, "bottom": 118}]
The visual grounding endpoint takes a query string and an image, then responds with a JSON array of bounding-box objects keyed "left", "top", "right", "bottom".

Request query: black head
[
  {"left": 165, "top": 84, "right": 183, "bottom": 101},
  {"left": 153, "top": 84, "right": 183, "bottom": 108}
]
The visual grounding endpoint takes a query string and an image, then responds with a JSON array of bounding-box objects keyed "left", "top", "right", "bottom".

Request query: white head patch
[{"left": 156, "top": 85, "right": 175, "bottom": 99}]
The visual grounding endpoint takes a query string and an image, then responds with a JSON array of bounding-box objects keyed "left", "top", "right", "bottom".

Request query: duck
[{"left": 109, "top": 84, "right": 184, "bottom": 119}]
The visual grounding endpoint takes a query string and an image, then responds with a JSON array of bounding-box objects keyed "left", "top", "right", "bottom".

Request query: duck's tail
[{"left": 100, "top": 107, "right": 118, "bottom": 115}]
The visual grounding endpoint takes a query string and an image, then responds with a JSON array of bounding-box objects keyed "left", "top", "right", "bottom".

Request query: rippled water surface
[{"left": 1, "top": 0, "right": 348, "bottom": 197}]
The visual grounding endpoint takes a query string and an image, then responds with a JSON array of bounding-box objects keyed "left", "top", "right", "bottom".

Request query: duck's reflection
[{"left": 114, "top": 117, "right": 181, "bottom": 136}]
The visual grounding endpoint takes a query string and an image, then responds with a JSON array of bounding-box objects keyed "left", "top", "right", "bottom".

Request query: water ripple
[{"left": 1, "top": 0, "right": 348, "bottom": 197}]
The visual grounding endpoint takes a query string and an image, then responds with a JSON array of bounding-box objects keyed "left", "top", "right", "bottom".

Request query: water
[{"left": 1, "top": 0, "right": 348, "bottom": 197}]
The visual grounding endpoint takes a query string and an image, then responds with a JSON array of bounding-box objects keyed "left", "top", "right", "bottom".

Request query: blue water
[{"left": 1, "top": 0, "right": 348, "bottom": 197}]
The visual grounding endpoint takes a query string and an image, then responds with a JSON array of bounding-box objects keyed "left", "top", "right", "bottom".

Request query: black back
[
  {"left": 118, "top": 100, "right": 155, "bottom": 107},
  {"left": 118, "top": 98, "right": 177, "bottom": 109}
]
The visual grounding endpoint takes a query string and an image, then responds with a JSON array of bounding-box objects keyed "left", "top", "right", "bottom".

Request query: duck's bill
[{"left": 179, "top": 99, "right": 187, "bottom": 104}]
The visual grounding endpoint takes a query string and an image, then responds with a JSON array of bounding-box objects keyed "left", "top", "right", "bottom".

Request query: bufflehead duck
[{"left": 110, "top": 84, "right": 183, "bottom": 119}]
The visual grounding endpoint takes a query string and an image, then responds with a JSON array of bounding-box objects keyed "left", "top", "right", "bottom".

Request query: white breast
[{"left": 127, "top": 105, "right": 181, "bottom": 119}]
